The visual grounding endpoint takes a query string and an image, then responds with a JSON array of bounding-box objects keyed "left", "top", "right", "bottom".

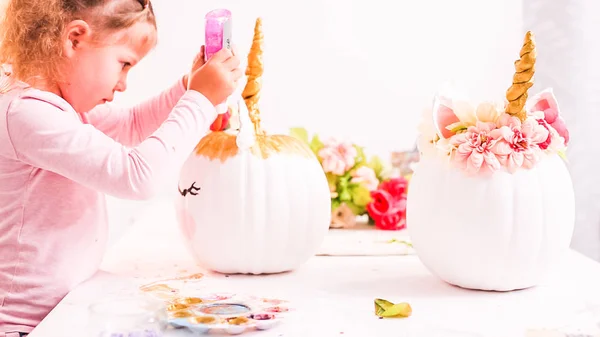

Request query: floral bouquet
[{"left": 289, "top": 127, "right": 411, "bottom": 231}]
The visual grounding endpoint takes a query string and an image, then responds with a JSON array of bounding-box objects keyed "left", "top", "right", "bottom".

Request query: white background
[
  {"left": 108, "top": 0, "right": 600, "bottom": 261},
  {"left": 117, "top": 0, "right": 524, "bottom": 158}
]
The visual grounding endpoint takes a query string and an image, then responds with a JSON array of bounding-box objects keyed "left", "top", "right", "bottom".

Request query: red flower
[
  {"left": 367, "top": 185, "right": 408, "bottom": 231},
  {"left": 378, "top": 177, "right": 408, "bottom": 200},
  {"left": 210, "top": 110, "right": 231, "bottom": 131},
  {"left": 367, "top": 190, "right": 393, "bottom": 219}
]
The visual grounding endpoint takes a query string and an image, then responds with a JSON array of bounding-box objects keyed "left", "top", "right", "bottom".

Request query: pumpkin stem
[
  {"left": 242, "top": 17, "right": 265, "bottom": 135},
  {"left": 505, "top": 31, "right": 536, "bottom": 122}
]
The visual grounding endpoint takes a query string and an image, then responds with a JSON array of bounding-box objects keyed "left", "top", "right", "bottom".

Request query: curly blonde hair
[{"left": 0, "top": 0, "right": 156, "bottom": 86}]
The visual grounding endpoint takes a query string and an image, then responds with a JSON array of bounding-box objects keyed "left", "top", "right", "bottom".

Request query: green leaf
[
  {"left": 367, "top": 155, "right": 385, "bottom": 179},
  {"left": 350, "top": 184, "right": 371, "bottom": 207},
  {"left": 309, "top": 134, "right": 324, "bottom": 154},
  {"left": 353, "top": 145, "right": 366, "bottom": 168},
  {"left": 374, "top": 298, "right": 412, "bottom": 318},
  {"left": 445, "top": 122, "right": 468, "bottom": 134},
  {"left": 338, "top": 188, "right": 352, "bottom": 202},
  {"left": 558, "top": 149, "right": 569, "bottom": 163},
  {"left": 338, "top": 174, "right": 350, "bottom": 188},
  {"left": 345, "top": 202, "right": 364, "bottom": 216},
  {"left": 289, "top": 127, "right": 309, "bottom": 144},
  {"left": 331, "top": 199, "right": 341, "bottom": 212},
  {"left": 326, "top": 172, "right": 338, "bottom": 186}
]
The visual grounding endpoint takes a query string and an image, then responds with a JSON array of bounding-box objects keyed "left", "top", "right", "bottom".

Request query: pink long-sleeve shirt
[{"left": 0, "top": 79, "right": 217, "bottom": 335}]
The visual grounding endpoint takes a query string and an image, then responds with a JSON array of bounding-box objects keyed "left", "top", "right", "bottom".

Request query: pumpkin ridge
[
  {"left": 535, "top": 166, "right": 547, "bottom": 271},
  {"left": 509, "top": 176, "right": 517, "bottom": 286}
]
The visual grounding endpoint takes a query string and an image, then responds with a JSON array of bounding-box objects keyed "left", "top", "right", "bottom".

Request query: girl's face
[{"left": 58, "top": 20, "right": 156, "bottom": 113}]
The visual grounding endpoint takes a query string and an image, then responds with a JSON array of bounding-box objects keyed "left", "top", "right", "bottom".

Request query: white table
[{"left": 29, "top": 200, "right": 600, "bottom": 337}]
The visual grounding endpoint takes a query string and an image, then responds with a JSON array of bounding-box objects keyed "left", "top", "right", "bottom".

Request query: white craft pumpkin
[
  {"left": 174, "top": 18, "right": 331, "bottom": 275},
  {"left": 407, "top": 154, "right": 575, "bottom": 291},
  {"left": 406, "top": 31, "right": 575, "bottom": 291}
]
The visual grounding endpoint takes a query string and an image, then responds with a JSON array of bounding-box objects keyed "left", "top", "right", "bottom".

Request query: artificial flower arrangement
[
  {"left": 418, "top": 89, "right": 569, "bottom": 174},
  {"left": 418, "top": 33, "right": 569, "bottom": 174},
  {"left": 289, "top": 127, "right": 411, "bottom": 231}
]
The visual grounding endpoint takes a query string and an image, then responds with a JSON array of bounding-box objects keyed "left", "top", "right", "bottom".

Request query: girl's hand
[
  {"left": 188, "top": 47, "right": 243, "bottom": 106},
  {"left": 183, "top": 46, "right": 207, "bottom": 89}
]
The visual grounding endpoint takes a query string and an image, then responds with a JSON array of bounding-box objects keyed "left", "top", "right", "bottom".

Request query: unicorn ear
[
  {"left": 432, "top": 95, "right": 459, "bottom": 139},
  {"left": 526, "top": 88, "right": 560, "bottom": 123}
]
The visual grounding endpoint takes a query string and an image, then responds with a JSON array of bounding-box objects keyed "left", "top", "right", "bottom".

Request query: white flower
[
  {"left": 351, "top": 166, "right": 379, "bottom": 191},
  {"left": 475, "top": 102, "right": 503, "bottom": 123},
  {"left": 546, "top": 126, "right": 567, "bottom": 153},
  {"left": 434, "top": 137, "right": 453, "bottom": 156},
  {"left": 451, "top": 100, "right": 478, "bottom": 125}
]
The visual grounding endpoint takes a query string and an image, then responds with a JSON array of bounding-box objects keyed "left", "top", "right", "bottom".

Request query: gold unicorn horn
[
  {"left": 242, "top": 17, "right": 265, "bottom": 135},
  {"left": 505, "top": 31, "right": 536, "bottom": 122}
]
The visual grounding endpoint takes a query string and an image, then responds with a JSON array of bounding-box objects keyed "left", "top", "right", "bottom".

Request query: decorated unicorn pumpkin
[
  {"left": 407, "top": 31, "right": 575, "bottom": 291},
  {"left": 174, "top": 18, "right": 331, "bottom": 275}
]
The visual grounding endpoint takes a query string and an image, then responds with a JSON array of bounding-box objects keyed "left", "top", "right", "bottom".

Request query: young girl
[{"left": 0, "top": 0, "right": 243, "bottom": 335}]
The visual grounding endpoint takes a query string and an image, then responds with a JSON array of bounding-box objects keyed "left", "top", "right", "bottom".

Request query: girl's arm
[
  {"left": 6, "top": 89, "right": 215, "bottom": 200},
  {"left": 84, "top": 76, "right": 189, "bottom": 147}
]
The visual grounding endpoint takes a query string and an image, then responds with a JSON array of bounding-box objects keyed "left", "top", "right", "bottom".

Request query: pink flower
[
  {"left": 449, "top": 121, "right": 504, "bottom": 174},
  {"left": 351, "top": 166, "right": 379, "bottom": 191},
  {"left": 492, "top": 115, "right": 549, "bottom": 173},
  {"left": 536, "top": 119, "right": 552, "bottom": 150},
  {"left": 527, "top": 89, "right": 570, "bottom": 146},
  {"left": 318, "top": 138, "right": 357, "bottom": 175}
]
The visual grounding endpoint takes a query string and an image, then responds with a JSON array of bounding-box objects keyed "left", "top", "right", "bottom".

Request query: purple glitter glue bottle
[{"left": 204, "top": 9, "right": 232, "bottom": 61}]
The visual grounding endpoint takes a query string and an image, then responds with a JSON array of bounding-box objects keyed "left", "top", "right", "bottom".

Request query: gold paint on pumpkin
[
  {"left": 505, "top": 31, "right": 536, "bottom": 122},
  {"left": 194, "top": 18, "right": 317, "bottom": 163},
  {"left": 195, "top": 131, "right": 315, "bottom": 162},
  {"left": 242, "top": 17, "right": 265, "bottom": 135}
]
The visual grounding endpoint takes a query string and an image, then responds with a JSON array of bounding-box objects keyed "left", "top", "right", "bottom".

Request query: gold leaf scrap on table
[
  {"left": 138, "top": 283, "right": 179, "bottom": 299},
  {"left": 139, "top": 273, "right": 205, "bottom": 299},
  {"left": 505, "top": 31, "right": 536, "bottom": 122},
  {"left": 374, "top": 298, "right": 412, "bottom": 318}
]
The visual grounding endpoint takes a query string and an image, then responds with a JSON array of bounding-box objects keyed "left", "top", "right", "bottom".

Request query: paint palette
[{"left": 163, "top": 293, "right": 291, "bottom": 335}]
